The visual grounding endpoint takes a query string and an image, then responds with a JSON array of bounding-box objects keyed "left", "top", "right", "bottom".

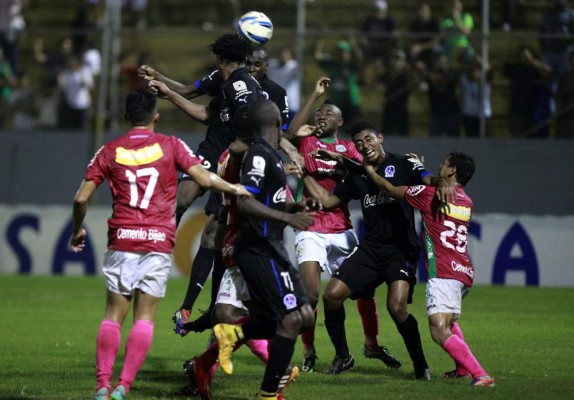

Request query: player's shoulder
[{"left": 261, "top": 76, "right": 286, "bottom": 94}]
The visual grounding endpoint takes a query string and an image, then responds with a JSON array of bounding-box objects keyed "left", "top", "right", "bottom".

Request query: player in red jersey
[
  {"left": 70, "top": 91, "right": 251, "bottom": 400},
  {"left": 363, "top": 150, "right": 495, "bottom": 387},
  {"left": 284, "top": 77, "right": 401, "bottom": 374}
]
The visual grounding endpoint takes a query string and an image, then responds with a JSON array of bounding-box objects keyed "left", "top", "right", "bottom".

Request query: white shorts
[
  {"left": 103, "top": 250, "right": 171, "bottom": 298},
  {"left": 215, "top": 267, "right": 250, "bottom": 311},
  {"left": 425, "top": 278, "right": 469, "bottom": 319},
  {"left": 294, "top": 229, "right": 358, "bottom": 275}
]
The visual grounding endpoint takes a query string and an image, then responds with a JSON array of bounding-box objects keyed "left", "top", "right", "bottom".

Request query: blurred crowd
[{"left": 1, "top": 0, "right": 573, "bottom": 138}]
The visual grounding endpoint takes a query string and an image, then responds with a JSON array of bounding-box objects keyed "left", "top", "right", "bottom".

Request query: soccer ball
[{"left": 237, "top": 11, "right": 273, "bottom": 45}]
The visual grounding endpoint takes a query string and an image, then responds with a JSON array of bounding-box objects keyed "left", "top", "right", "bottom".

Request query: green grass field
[{"left": 1, "top": 276, "right": 573, "bottom": 400}]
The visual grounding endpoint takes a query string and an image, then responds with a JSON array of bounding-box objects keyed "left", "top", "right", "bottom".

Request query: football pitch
[{"left": 1, "top": 276, "right": 573, "bottom": 400}]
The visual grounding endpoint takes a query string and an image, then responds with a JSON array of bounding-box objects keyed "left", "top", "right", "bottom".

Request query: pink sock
[
  {"left": 117, "top": 320, "right": 154, "bottom": 392},
  {"left": 301, "top": 307, "right": 317, "bottom": 352},
  {"left": 357, "top": 298, "right": 379, "bottom": 343},
  {"left": 450, "top": 323, "right": 469, "bottom": 374},
  {"left": 246, "top": 339, "right": 269, "bottom": 363},
  {"left": 96, "top": 320, "right": 121, "bottom": 391},
  {"left": 443, "top": 335, "right": 487, "bottom": 378}
]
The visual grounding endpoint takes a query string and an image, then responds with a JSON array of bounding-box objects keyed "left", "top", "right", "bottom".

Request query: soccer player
[
  {"left": 213, "top": 100, "right": 317, "bottom": 400},
  {"left": 362, "top": 150, "right": 495, "bottom": 387},
  {"left": 70, "top": 91, "right": 251, "bottom": 400},
  {"left": 178, "top": 128, "right": 298, "bottom": 400},
  {"left": 302, "top": 120, "right": 455, "bottom": 381},
  {"left": 285, "top": 77, "right": 401, "bottom": 374}
]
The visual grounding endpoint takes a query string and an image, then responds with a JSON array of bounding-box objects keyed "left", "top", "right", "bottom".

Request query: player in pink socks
[
  {"left": 363, "top": 150, "right": 495, "bottom": 387},
  {"left": 70, "top": 91, "right": 251, "bottom": 400}
]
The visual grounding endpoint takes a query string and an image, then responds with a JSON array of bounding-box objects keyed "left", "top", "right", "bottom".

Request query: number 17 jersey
[{"left": 84, "top": 128, "right": 202, "bottom": 254}]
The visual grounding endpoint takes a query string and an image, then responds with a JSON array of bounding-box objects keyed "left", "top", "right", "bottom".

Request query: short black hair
[
  {"left": 209, "top": 33, "right": 252, "bottom": 63},
  {"left": 448, "top": 151, "right": 475, "bottom": 186},
  {"left": 251, "top": 45, "right": 268, "bottom": 59},
  {"left": 125, "top": 91, "right": 157, "bottom": 125},
  {"left": 249, "top": 99, "right": 280, "bottom": 134},
  {"left": 349, "top": 120, "right": 379, "bottom": 138}
]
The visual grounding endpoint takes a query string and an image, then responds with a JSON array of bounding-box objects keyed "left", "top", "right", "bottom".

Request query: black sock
[
  {"left": 180, "top": 246, "right": 215, "bottom": 309},
  {"left": 324, "top": 305, "right": 349, "bottom": 357},
  {"left": 209, "top": 251, "right": 225, "bottom": 307},
  {"left": 396, "top": 313, "right": 428, "bottom": 370},
  {"left": 261, "top": 335, "right": 296, "bottom": 393},
  {"left": 242, "top": 319, "right": 277, "bottom": 340}
]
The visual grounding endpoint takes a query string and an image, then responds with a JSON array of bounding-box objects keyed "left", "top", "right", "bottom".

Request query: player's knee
[
  {"left": 429, "top": 325, "right": 450, "bottom": 346},
  {"left": 299, "top": 304, "right": 315, "bottom": 331},
  {"left": 280, "top": 310, "right": 303, "bottom": 336},
  {"left": 200, "top": 215, "right": 218, "bottom": 248},
  {"left": 387, "top": 301, "right": 408, "bottom": 323},
  {"left": 322, "top": 290, "right": 342, "bottom": 310}
]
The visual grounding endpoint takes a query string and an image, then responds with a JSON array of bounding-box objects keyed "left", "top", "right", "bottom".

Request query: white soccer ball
[{"left": 237, "top": 11, "right": 273, "bottom": 45}]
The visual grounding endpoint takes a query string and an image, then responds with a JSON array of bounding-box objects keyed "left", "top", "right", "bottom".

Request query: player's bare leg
[{"left": 299, "top": 261, "right": 321, "bottom": 372}]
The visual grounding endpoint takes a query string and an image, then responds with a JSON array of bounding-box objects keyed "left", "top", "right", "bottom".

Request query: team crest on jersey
[
  {"left": 407, "top": 185, "right": 426, "bottom": 196},
  {"left": 384, "top": 165, "right": 395, "bottom": 178},
  {"left": 297, "top": 244, "right": 305, "bottom": 258},
  {"left": 335, "top": 144, "right": 347, "bottom": 153},
  {"left": 247, "top": 156, "right": 266, "bottom": 177},
  {"left": 283, "top": 293, "right": 297, "bottom": 310},
  {"left": 115, "top": 143, "right": 163, "bottom": 166}
]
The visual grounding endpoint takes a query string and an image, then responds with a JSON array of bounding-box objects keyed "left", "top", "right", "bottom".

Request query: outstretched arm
[
  {"left": 363, "top": 163, "right": 407, "bottom": 199},
  {"left": 149, "top": 80, "right": 215, "bottom": 124},
  {"left": 302, "top": 173, "right": 341, "bottom": 210},
  {"left": 185, "top": 164, "right": 250, "bottom": 197},
  {"left": 237, "top": 197, "right": 315, "bottom": 231},
  {"left": 138, "top": 65, "right": 200, "bottom": 98}
]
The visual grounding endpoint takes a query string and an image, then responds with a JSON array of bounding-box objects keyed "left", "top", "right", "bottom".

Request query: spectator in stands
[
  {"left": 35, "top": 80, "right": 60, "bottom": 130},
  {"left": 0, "top": 47, "right": 15, "bottom": 129},
  {"left": 10, "top": 72, "right": 36, "bottom": 129},
  {"left": 408, "top": 1, "right": 440, "bottom": 69},
  {"left": 380, "top": 49, "right": 411, "bottom": 136},
  {"left": 460, "top": 56, "right": 492, "bottom": 137},
  {"left": 58, "top": 55, "right": 94, "bottom": 130},
  {"left": 440, "top": 0, "right": 474, "bottom": 64},
  {"left": 267, "top": 46, "right": 300, "bottom": 120},
  {"left": 359, "top": 0, "right": 398, "bottom": 66},
  {"left": 555, "top": 50, "right": 574, "bottom": 138},
  {"left": 503, "top": 45, "right": 552, "bottom": 138},
  {"left": 34, "top": 37, "right": 74, "bottom": 87},
  {"left": 418, "top": 53, "right": 461, "bottom": 137},
  {"left": 540, "top": 0, "right": 574, "bottom": 86},
  {"left": 314, "top": 37, "right": 363, "bottom": 131},
  {"left": 0, "top": 0, "right": 25, "bottom": 75},
  {"left": 71, "top": 3, "right": 99, "bottom": 56}
]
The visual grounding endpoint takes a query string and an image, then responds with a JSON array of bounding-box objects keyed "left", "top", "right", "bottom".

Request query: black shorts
[
  {"left": 204, "top": 190, "right": 223, "bottom": 217},
  {"left": 236, "top": 248, "right": 309, "bottom": 321},
  {"left": 333, "top": 244, "right": 417, "bottom": 300}
]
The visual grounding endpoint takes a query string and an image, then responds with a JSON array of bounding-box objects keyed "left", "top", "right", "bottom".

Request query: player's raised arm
[
  {"left": 138, "top": 65, "right": 200, "bottom": 98},
  {"left": 185, "top": 163, "right": 251, "bottom": 197},
  {"left": 149, "top": 80, "right": 215, "bottom": 124},
  {"left": 237, "top": 195, "right": 315, "bottom": 231},
  {"left": 284, "top": 76, "right": 330, "bottom": 140}
]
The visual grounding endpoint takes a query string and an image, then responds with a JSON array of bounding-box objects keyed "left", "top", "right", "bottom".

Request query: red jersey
[
  {"left": 404, "top": 185, "right": 474, "bottom": 287},
  {"left": 84, "top": 128, "right": 202, "bottom": 253},
  {"left": 298, "top": 136, "right": 363, "bottom": 233}
]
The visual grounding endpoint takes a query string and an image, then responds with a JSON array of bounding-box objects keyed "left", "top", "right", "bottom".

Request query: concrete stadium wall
[{"left": 0, "top": 130, "right": 573, "bottom": 215}]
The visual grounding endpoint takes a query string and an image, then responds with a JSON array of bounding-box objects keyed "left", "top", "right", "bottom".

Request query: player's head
[
  {"left": 231, "top": 106, "right": 255, "bottom": 144},
  {"left": 125, "top": 91, "right": 158, "bottom": 126},
  {"left": 440, "top": 151, "right": 475, "bottom": 186},
  {"left": 314, "top": 102, "right": 343, "bottom": 137},
  {"left": 209, "top": 33, "right": 252, "bottom": 70},
  {"left": 246, "top": 45, "right": 269, "bottom": 82},
  {"left": 349, "top": 120, "right": 384, "bottom": 163},
  {"left": 249, "top": 99, "right": 282, "bottom": 146}
]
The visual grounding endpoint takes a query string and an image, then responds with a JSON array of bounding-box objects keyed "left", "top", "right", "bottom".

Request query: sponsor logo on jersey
[
  {"left": 273, "top": 187, "right": 288, "bottom": 203},
  {"left": 407, "top": 185, "right": 426, "bottom": 197},
  {"left": 115, "top": 143, "right": 163, "bottom": 166},
  {"left": 440, "top": 204, "right": 471, "bottom": 222},
  {"left": 335, "top": 144, "right": 347, "bottom": 153},
  {"left": 283, "top": 293, "right": 297, "bottom": 310},
  {"left": 247, "top": 156, "right": 266, "bottom": 177},
  {"left": 384, "top": 165, "right": 395, "bottom": 177},
  {"left": 232, "top": 80, "right": 253, "bottom": 100},
  {"left": 116, "top": 227, "right": 166, "bottom": 243},
  {"left": 451, "top": 261, "right": 474, "bottom": 278},
  {"left": 363, "top": 191, "right": 395, "bottom": 208}
]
